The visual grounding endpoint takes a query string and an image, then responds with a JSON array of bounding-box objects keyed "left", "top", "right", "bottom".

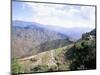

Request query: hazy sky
[{"left": 12, "top": 1, "right": 95, "bottom": 28}]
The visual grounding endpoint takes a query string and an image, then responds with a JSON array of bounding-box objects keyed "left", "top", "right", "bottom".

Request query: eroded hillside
[{"left": 12, "top": 29, "right": 96, "bottom": 73}]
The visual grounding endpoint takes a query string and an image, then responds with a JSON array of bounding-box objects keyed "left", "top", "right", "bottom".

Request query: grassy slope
[
  {"left": 12, "top": 38, "right": 95, "bottom": 73},
  {"left": 18, "top": 44, "right": 74, "bottom": 73},
  {"left": 12, "top": 29, "right": 96, "bottom": 73},
  {"left": 13, "top": 38, "right": 95, "bottom": 73}
]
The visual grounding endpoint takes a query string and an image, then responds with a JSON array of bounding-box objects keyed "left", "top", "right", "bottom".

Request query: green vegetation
[
  {"left": 11, "top": 58, "right": 22, "bottom": 75},
  {"left": 30, "top": 65, "right": 49, "bottom": 72},
  {"left": 48, "top": 65, "right": 58, "bottom": 71},
  {"left": 12, "top": 28, "right": 96, "bottom": 73},
  {"left": 55, "top": 46, "right": 67, "bottom": 56},
  {"left": 68, "top": 39, "right": 96, "bottom": 70}
]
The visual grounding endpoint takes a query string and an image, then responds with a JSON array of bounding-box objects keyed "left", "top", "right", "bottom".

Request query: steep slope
[
  {"left": 16, "top": 29, "right": 96, "bottom": 73},
  {"left": 12, "top": 21, "right": 71, "bottom": 58},
  {"left": 65, "top": 29, "right": 96, "bottom": 70},
  {"left": 40, "top": 25, "right": 93, "bottom": 41},
  {"left": 18, "top": 44, "right": 74, "bottom": 73},
  {"left": 82, "top": 29, "right": 96, "bottom": 39}
]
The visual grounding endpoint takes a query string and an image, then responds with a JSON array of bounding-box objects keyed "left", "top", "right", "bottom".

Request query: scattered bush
[
  {"left": 30, "top": 65, "right": 49, "bottom": 72},
  {"left": 69, "top": 39, "right": 96, "bottom": 70},
  {"left": 30, "top": 58, "right": 37, "bottom": 62},
  {"left": 11, "top": 58, "right": 22, "bottom": 75}
]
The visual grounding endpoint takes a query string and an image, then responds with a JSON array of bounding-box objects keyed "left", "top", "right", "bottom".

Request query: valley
[{"left": 11, "top": 21, "right": 96, "bottom": 74}]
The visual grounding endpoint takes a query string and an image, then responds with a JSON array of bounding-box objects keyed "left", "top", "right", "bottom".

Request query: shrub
[
  {"left": 30, "top": 65, "right": 49, "bottom": 72},
  {"left": 11, "top": 58, "right": 21, "bottom": 75},
  {"left": 69, "top": 39, "right": 96, "bottom": 70},
  {"left": 48, "top": 65, "right": 58, "bottom": 71},
  {"left": 30, "top": 58, "right": 37, "bottom": 62}
]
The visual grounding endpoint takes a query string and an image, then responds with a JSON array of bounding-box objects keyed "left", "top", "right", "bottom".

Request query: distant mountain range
[
  {"left": 12, "top": 21, "right": 71, "bottom": 58},
  {"left": 13, "top": 21, "right": 93, "bottom": 40},
  {"left": 16, "top": 25, "right": 96, "bottom": 73},
  {"left": 12, "top": 20, "right": 94, "bottom": 58}
]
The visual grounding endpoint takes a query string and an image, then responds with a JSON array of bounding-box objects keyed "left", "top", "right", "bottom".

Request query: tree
[{"left": 69, "top": 40, "right": 96, "bottom": 70}]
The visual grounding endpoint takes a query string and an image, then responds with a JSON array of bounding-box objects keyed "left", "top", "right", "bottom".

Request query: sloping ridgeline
[
  {"left": 17, "top": 29, "right": 96, "bottom": 73},
  {"left": 12, "top": 21, "right": 72, "bottom": 58},
  {"left": 65, "top": 29, "right": 96, "bottom": 70}
]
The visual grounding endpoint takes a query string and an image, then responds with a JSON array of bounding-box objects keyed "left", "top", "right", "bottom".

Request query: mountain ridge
[
  {"left": 17, "top": 28, "right": 96, "bottom": 73},
  {"left": 13, "top": 20, "right": 94, "bottom": 40},
  {"left": 12, "top": 20, "right": 71, "bottom": 58}
]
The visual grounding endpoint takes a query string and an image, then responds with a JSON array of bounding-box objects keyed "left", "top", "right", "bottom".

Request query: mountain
[
  {"left": 65, "top": 28, "right": 96, "bottom": 70},
  {"left": 82, "top": 29, "right": 96, "bottom": 40},
  {"left": 12, "top": 21, "right": 41, "bottom": 27},
  {"left": 12, "top": 22, "right": 96, "bottom": 73},
  {"left": 12, "top": 21, "right": 72, "bottom": 58},
  {"left": 39, "top": 25, "right": 93, "bottom": 41},
  {"left": 13, "top": 21, "right": 93, "bottom": 41},
  {"left": 14, "top": 29, "right": 96, "bottom": 73}
]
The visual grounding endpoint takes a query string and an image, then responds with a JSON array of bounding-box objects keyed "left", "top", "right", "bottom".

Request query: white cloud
[{"left": 21, "top": 2, "right": 95, "bottom": 28}]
